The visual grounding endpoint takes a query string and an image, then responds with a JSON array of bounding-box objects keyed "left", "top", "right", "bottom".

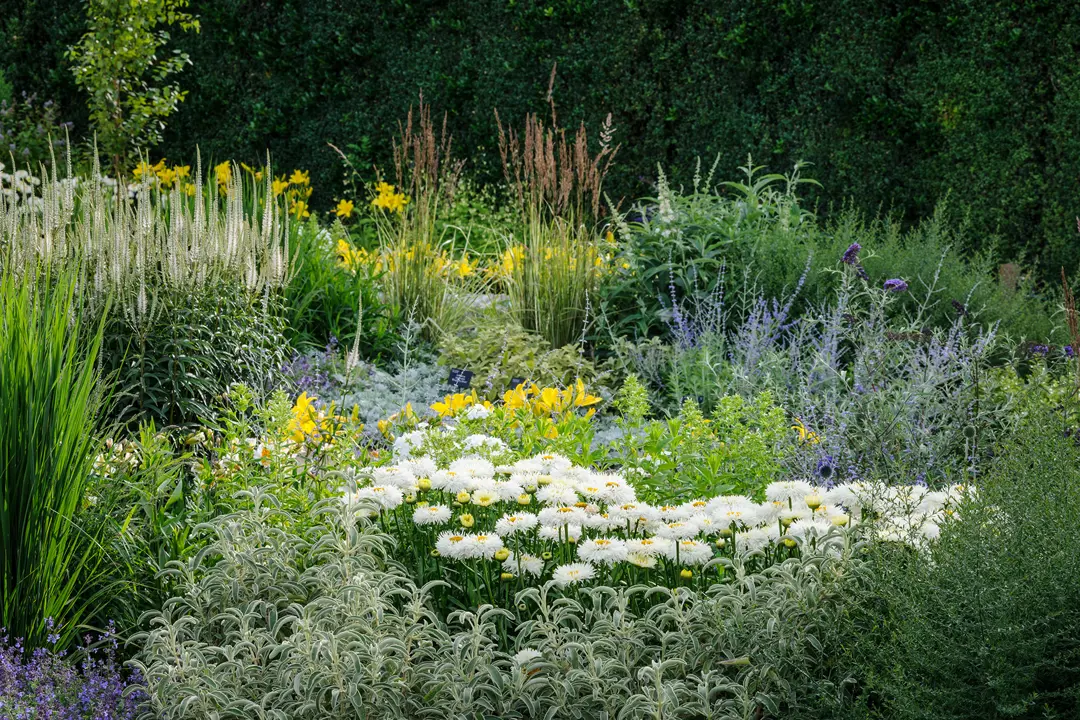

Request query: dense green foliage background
[{"left": 5, "top": 0, "right": 1080, "bottom": 278}]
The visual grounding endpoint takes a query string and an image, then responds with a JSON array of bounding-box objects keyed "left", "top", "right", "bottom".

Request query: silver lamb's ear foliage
[{"left": 132, "top": 498, "right": 858, "bottom": 719}]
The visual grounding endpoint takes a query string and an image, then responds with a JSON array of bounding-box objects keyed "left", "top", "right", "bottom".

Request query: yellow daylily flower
[{"left": 335, "top": 198, "right": 355, "bottom": 218}]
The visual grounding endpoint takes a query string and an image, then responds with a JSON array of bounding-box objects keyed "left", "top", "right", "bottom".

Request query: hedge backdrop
[{"left": 4, "top": 0, "right": 1080, "bottom": 279}]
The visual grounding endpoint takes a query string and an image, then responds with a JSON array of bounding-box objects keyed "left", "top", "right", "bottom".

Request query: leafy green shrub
[
  {"left": 283, "top": 220, "right": 396, "bottom": 357},
  {"left": 603, "top": 161, "right": 1056, "bottom": 346},
  {"left": 439, "top": 316, "right": 608, "bottom": 400},
  {"left": 68, "top": 0, "right": 199, "bottom": 172},
  {"left": 834, "top": 407, "right": 1080, "bottom": 720},
  {"left": 105, "top": 286, "right": 288, "bottom": 429},
  {"left": 0, "top": 90, "right": 74, "bottom": 171},
  {"left": 0, "top": 271, "right": 105, "bottom": 649}
]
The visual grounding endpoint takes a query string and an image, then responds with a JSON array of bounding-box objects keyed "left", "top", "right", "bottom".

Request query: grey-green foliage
[
  {"left": 336, "top": 357, "right": 449, "bottom": 427},
  {"left": 133, "top": 489, "right": 860, "bottom": 719}
]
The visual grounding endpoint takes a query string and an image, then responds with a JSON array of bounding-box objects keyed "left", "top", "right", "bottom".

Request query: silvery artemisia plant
[
  {"left": 131, "top": 487, "right": 862, "bottom": 720},
  {"left": 619, "top": 246, "right": 1011, "bottom": 487}
]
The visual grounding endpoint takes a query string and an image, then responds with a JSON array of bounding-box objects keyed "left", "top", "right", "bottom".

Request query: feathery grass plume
[
  {"left": 0, "top": 269, "right": 107, "bottom": 649},
  {"left": 374, "top": 96, "right": 483, "bottom": 341},
  {"left": 495, "top": 81, "right": 618, "bottom": 348}
]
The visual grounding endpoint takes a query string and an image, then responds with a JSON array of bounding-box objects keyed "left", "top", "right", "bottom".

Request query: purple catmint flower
[
  {"left": 883, "top": 278, "right": 908, "bottom": 293},
  {"left": 1066, "top": 345, "right": 1075, "bottom": 358},
  {"left": 841, "top": 242, "right": 861, "bottom": 265}
]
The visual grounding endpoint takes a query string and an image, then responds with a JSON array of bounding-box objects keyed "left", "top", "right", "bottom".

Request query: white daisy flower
[
  {"left": 625, "top": 537, "right": 664, "bottom": 557},
  {"left": 651, "top": 518, "right": 701, "bottom": 539},
  {"left": 656, "top": 504, "right": 690, "bottom": 522},
  {"left": 582, "top": 511, "right": 615, "bottom": 530},
  {"left": 430, "top": 469, "right": 470, "bottom": 493},
  {"left": 552, "top": 562, "right": 596, "bottom": 588},
  {"left": 413, "top": 504, "right": 452, "bottom": 525},
  {"left": 787, "top": 518, "right": 833, "bottom": 543},
  {"left": 538, "top": 505, "right": 587, "bottom": 527},
  {"left": 765, "top": 480, "right": 814, "bottom": 503},
  {"left": 492, "top": 479, "right": 525, "bottom": 501},
  {"left": 577, "top": 537, "right": 628, "bottom": 565},
  {"left": 494, "top": 512, "right": 538, "bottom": 536},
  {"left": 354, "top": 484, "right": 404, "bottom": 510},
  {"left": 503, "top": 552, "right": 545, "bottom": 576},
  {"left": 536, "top": 480, "right": 580, "bottom": 506},
  {"left": 464, "top": 533, "right": 505, "bottom": 560},
  {"left": 435, "top": 531, "right": 472, "bottom": 559},
  {"left": 609, "top": 502, "right": 658, "bottom": 526},
  {"left": 402, "top": 455, "right": 438, "bottom": 479},
  {"left": 669, "top": 538, "right": 713, "bottom": 566},
  {"left": 625, "top": 552, "right": 657, "bottom": 569},
  {"left": 538, "top": 523, "right": 582, "bottom": 542},
  {"left": 471, "top": 488, "right": 500, "bottom": 507},
  {"left": 372, "top": 465, "right": 417, "bottom": 490},
  {"left": 449, "top": 456, "right": 496, "bottom": 481},
  {"left": 733, "top": 527, "right": 769, "bottom": 553}
]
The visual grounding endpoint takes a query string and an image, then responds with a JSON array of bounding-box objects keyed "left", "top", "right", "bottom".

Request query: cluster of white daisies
[{"left": 344, "top": 435, "right": 972, "bottom": 589}]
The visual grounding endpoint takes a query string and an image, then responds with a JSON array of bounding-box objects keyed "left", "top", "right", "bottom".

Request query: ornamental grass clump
[
  {"left": 0, "top": 270, "right": 106, "bottom": 649},
  {"left": 373, "top": 98, "right": 482, "bottom": 339},
  {"left": 496, "top": 92, "right": 618, "bottom": 348}
]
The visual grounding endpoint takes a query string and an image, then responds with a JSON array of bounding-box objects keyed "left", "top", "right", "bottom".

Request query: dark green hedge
[{"left": 5, "top": 0, "right": 1080, "bottom": 278}]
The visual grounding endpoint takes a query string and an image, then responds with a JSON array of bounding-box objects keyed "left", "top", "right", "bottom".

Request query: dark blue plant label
[
  {"left": 448, "top": 368, "right": 474, "bottom": 390},
  {"left": 509, "top": 377, "right": 527, "bottom": 390}
]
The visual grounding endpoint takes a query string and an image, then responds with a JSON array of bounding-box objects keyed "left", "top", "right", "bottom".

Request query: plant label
[{"left": 448, "top": 368, "right": 474, "bottom": 390}]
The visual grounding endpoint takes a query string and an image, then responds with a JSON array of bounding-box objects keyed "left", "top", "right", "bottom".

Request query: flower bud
[
  {"left": 494, "top": 548, "right": 510, "bottom": 561},
  {"left": 680, "top": 569, "right": 693, "bottom": 579},
  {"left": 459, "top": 513, "right": 475, "bottom": 528},
  {"left": 517, "top": 494, "right": 532, "bottom": 506},
  {"left": 455, "top": 491, "right": 471, "bottom": 504},
  {"left": 805, "top": 494, "right": 822, "bottom": 511},
  {"left": 500, "top": 572, "right": 515, "bottom": 582},
  {"left": 417, "top": 477, "right": 431, "bottom": 491}
]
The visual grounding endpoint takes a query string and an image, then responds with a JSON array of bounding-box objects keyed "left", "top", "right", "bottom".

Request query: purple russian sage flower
[
  {"left": 883, "top": 278, "right": 908, "bottom": 293},
  {"left": 841, "top": 242, "right": 861, "bottom": 265}
]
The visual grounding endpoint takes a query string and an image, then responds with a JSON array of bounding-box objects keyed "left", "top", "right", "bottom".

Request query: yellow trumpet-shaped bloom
[{"left": 431, "top": 392, "right": 477, "bottom": 418}]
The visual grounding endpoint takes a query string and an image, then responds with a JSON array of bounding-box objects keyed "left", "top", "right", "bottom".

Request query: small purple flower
[
  {"left": 883, "top": 278, "right": 908, "bottom": 293},
  {"left": 1030, "top": 344, "right": 1050, "bottom": 357},
  {"left": 1065, "top": 345, "right": 1075, "bottom": 358},
  {"left": 841, "top": 242, "right": 861, "bottom": 265}
]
